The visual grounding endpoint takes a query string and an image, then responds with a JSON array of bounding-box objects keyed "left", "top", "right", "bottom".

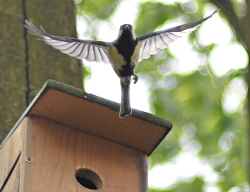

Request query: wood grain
[
  {"left": 2, "top": 154, "right": 21, "bottom": 192},
  {"left": 0, "top": 119, "right": 24, "bottom": 189},
  {"left": 29, "top": 88, "right": 169, "bottom": 155},
  {"left": 23, "top": 116, "right": 148, "bottom": 192}
]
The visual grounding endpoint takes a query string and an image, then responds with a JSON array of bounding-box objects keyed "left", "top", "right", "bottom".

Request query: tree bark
[{"left": 0, "top": 0, "right": 83, "bottom": 143}]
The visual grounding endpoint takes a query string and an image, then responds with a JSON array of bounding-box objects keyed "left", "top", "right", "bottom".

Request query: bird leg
[{"left": 133, "top": 74, "right": 138, "bottom": 84}]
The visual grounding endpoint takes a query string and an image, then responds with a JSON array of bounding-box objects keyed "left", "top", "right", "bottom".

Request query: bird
[{"left": 25, "top": 10, "right": 218, "bottom": 118}]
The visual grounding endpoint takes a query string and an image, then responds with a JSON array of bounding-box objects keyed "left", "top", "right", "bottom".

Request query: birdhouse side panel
[
  {"left": 1, "top": 155, "right": 21, "bottom": 192},
  {"left": 0, "top": 118, "right": 24, "bottom": 190}
]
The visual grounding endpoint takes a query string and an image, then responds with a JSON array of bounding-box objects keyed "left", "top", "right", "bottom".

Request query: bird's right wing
[
  {"left": 136, "top": 10, "right": 218, "bottom": 62},
  {"left": 25, "top": 20, "right": 111, "bottom": 64}
]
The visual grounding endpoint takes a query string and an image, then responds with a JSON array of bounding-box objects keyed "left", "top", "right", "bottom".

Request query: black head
[
  {"left": 119, "top": 24, "right": 133, "bottom": 31},
  {"left": 117, "top": 24, "right": 135, "bottom": 39}
]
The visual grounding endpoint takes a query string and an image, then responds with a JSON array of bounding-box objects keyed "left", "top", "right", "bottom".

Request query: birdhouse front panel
[{"left": 22, "top": 116, "right": 148, "bottom": 192}]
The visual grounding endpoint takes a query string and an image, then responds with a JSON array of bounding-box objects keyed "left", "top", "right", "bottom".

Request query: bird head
[{"left": 117, "top": 24, "right": 136, "bottom": 40}]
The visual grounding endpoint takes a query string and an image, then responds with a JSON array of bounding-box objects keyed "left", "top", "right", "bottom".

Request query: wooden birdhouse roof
[{"left": 1, "top": 80, "right": 172, "bottom": 155}]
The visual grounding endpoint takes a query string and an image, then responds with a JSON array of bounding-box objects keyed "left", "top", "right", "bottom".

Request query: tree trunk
[{"left": 0, "top": 0, "right": 83, "bottom": 143}]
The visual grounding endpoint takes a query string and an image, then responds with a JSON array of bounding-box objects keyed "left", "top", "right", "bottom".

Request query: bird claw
[{"left": 133, "top": 75, "right": 138, "bottom": 84}]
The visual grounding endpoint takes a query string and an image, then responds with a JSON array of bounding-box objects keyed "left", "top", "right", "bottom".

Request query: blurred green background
[{"left": 75, "top": 0, "right": 249, "bottom": 191}]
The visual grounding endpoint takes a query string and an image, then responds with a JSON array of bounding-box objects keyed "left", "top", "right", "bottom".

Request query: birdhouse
[{"left": 0, "top": 80, "right": 172, "bottom": 192}]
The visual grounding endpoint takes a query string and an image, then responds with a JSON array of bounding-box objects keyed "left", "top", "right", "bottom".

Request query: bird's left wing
[
  {"left": 25, "top": 20, "right": 111, "bottom": 64},
  {"left": 136, "top": 10, "right": 218, "bottom": 62}
]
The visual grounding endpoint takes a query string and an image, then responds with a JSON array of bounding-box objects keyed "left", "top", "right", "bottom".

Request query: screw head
[{"left": 26, "top": 157, "right": 34, "bottom": 162}]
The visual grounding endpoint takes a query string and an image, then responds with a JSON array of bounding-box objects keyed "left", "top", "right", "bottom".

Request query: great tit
[{"left": 25, "top": 10, "right": 217, "bottom": 118}]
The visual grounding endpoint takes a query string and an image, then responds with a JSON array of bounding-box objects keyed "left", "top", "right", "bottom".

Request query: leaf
[
  {"left": 134, "top": 2, "right": 182, "bottom": 36},
  {"left": 150, "top": 177, "right": 205, "bottom": 192},
  {"left": 76, "top": 0, "right": 119, "bottom": 20}
]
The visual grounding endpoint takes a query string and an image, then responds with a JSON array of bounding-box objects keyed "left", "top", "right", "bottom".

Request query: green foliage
[
  {"left": 148, "top": 70, "right": 248, "bottom": 190},
  {"left": 75, "top": 0, "right": 249, "bottom": 191},
  {"left": 134, "top": 2, "right": 182, "bottom": 36},
  {"left": 76, "top": 0, "right": 119, "bottom": 20},
  {"left": 150, "top": 177, "right": 205, "bottom": 192},
  {"left": 82, "top": 64, "right": 91, "bottom": 92}
]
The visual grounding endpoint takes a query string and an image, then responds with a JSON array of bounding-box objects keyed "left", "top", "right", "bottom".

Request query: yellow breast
[
  {"left": 107, "top": 46, "right": 126, "bottom": 76},
  {"left": 131, "top": 41, "right": 142, "bottom": 64}
]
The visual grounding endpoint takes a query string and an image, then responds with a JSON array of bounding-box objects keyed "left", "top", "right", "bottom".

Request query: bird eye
[{"left": 119, "top": 25, "right": 124, "bottom": 29}]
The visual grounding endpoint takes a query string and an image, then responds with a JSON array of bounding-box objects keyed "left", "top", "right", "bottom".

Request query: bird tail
[{"left": 119, "top": 77, "right": 132, "bottom": 118}]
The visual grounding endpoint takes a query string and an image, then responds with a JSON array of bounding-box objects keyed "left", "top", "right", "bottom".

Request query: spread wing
[
  {"left": 136, "top": 10, "right": 218, "bottom": 62},
  {"left": 25, "top": 20, "right": 111, "bottom": 64}
]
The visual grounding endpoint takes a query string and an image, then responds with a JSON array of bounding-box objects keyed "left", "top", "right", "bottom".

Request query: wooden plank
[
  {"left": 23, "top": 116, "right": 148, "bottom": 192},
  {"left": 0, "top": 119, "right": 24, "bottom": 189},
  {"left": 29, "top": 88, "right": 168, "bottom": 155},
  {"left": 2, "top": 153, "right": 21, "bottom": 192}
]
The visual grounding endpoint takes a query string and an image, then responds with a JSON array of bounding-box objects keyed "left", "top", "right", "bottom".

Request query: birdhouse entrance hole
[{"left": 75, "top": 168, "right": 103, "bottom": 190}]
